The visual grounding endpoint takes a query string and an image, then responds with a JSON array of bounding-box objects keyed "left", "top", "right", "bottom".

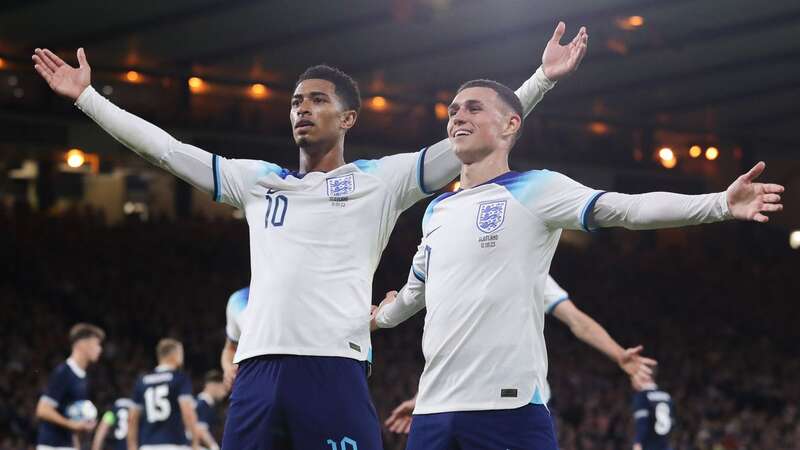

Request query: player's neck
[
  {"left": 298, "top": 139, "right": 346, "bottom": 174},
  {"left": 68, "top": 351, "right": 90, "bottom": 370},
  {"left": 459, "top": 151, "right": 510, "bottom": 189}
]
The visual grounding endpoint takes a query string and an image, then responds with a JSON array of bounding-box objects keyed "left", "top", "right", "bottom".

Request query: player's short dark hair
[
  {"left": 457, "top": 79, "right": 524, "bottom": 142},
  {"left": 204, "top": 370, "right": 223, "bottom": 384},
  {"left": 296, "top": 65, "right": 361, "bottom": 112},
  {"left": 156, "top": 338, "right": 182, "bottom": 359},
  {"left": 69, "top": 323, "right": 105, "bottom": 346}
]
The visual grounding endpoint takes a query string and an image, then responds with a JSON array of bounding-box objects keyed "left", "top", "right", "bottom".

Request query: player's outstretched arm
[
  {"left": 385, "top": 396, "right": 417, "bottom": 434},
  {"left": 552, "top": 300, "right": 656, "bottom": 379},
  {"left": 415, "top": 22, "right": 588, "bottom": 193},
  {"left": 33, "top": 48, "right": 216, "bottom": 195},
  {"left": 591, "top": 162, "right": 783, "bottom": 230}
]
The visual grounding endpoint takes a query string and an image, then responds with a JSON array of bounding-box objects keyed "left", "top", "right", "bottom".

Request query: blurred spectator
[{"left": 1, "top": 203, "right": 797, "bottom": 450}]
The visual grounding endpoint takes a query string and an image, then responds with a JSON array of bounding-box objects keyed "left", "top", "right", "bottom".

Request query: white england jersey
[
  {"left": 73, "top": 68, "right": 556, "bottom": 365},
  {"left": 541, "top": 275, "right": 571, "bottom": 404},
  {"left": 225, "top": 287, "right": 249, "bottom": 343},
  {"left": 407, "top": 170, "right": 602, "bottom": 414},
  {"left": 214, "top": 153, "right": 431, "bottom": 362}
]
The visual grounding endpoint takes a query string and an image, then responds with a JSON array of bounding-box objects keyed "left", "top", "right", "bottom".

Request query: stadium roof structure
[{"left": 0, "top": 0, "right": 799, "bottom": 150}]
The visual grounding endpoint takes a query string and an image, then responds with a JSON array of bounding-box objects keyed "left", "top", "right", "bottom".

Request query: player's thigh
[
  {"left": 455, "top": 404, "right": 559, "bottom": 450},
  {"left": 221, "top": 357, "right": 288, "bottom": 450},
  {"left": 406, "top": 413, "right": 458, "bottom": 450},
  {"left": 283, "top": 356, "right": 382, "bottom": 450}
]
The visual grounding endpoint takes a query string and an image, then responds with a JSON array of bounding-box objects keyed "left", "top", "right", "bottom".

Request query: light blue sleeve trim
[
  {"left": 416, "top": 147, "right": 433, "bottom": 195},
  {"left": 412, "top": 267, "right": 426, "bottom": 283},
  {"left": 546, "top": 296, "right": 570, "bottom": 315},
  {"left": 580, "top": 191, "right": 608, "bottom": 232},
  {"left": 212, "top": 154, "right": 222, "bottom": 202}
]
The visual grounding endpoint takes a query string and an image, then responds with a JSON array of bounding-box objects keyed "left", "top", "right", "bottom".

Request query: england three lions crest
[
  {"left": 476, "top": 200, "right": 507, "bottom": 234},
  {"left": 326, "top": 174, "right": 355, "bottom": 198}
]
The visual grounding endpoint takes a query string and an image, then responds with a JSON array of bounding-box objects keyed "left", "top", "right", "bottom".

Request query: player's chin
[{"left": 452, "top": 144, "right": 481, "bottom": 164}]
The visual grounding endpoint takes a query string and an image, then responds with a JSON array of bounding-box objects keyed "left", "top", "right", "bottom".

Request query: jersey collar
[
  {"left": 198, "top": 392, "right": 215, "bottom": 406},
  {"left": 66, "top": 358, "right": 87, "bottom": 378}
]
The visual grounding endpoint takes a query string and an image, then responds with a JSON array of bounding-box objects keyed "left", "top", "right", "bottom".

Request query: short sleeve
[
  {"left": 354, "top": 150, "right": 428, "bottom": 212},
  {"left": 543, "top": 275, "right": 570, "bottom": 314},
  {"left": 40, "top": 367, "right": 69, "bottom": 407},
  {"left": 131, "top": 381, "right": 144, "bottom": 409},
  {"left": 176, "top": 373, "right": 194, "bottom": 400},
  {"left": 507, "top": 170, "right": 604, "bottom": 231},
  {"left": 225, "top": 288, "right": 248, "bottom": 342},
  {"left": 212, "top": 156, "right": 284, "bottom": 208}
]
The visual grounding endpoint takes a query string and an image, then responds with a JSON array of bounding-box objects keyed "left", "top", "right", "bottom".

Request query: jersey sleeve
[
  {"left": 131, "top": 380, "right": 144, "bottom": 410},
  {"left": 511, "top": 170, "right": 605, "bottom": 231},
  {"left": 375, "top": 239, "right": 428, "bottom": 328},
  {"left": 543, "top": 275, "right": 570, "bottom": 314},
  {"left": 195, "top": 401, "right": 210, "bottom": 428},
  {"left": 212, "top": 157, "right": 285, "bottom": 208},
  {"left": 40, "top": 366, "right": 69, "bottom": 407},
  {"left": 176, "top": 373, "right": 194, "bottom": 402},
  {"left": 355, "top": 151, "right": 431, "bottom": 212},
  {"left": 225, "top": 289, "right": 247, "bottom": 342},
  {"left": 632, "top": 393, "right": 650, "bottom": 444}
]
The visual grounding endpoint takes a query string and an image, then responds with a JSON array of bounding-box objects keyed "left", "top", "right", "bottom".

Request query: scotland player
[
  {"left": 374, "top": 80, "right": 783, "bottom": 448},
  {"left": 194, "top": 371, "right": 228, "bottom": 450},
  {"left": 91, "top": 398, "right": 136, "bottom": 450},
  {"left": 220, "top": 287, "right": 248, "bottom": 390},
  {"left": 33, "top": 21, "right": 588, "bottom": 449},
  {"left": 128, "top": 339, "right": 199, "bottom": 450},
  {"left": 36, "top": 323, "right": 104, "bottom": 450},
  {"left": 379, "top": 275, "right": 657, "bottom": 435},
  {"left": 632, "top": 373, "right": 675, "bottom": 450}
]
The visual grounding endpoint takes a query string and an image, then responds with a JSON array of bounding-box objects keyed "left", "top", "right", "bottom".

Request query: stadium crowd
[{"left": 1, "top": 201, "right": 798, "bottom": 450}]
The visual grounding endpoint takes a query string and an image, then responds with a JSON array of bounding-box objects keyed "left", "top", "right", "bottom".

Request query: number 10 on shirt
[{"left": 265, "top": 193, "right": 288, "bottom": 228}]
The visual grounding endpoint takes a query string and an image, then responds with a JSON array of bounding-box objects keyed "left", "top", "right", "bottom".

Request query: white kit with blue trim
[
  {"left": 377, "top": 170, "right": 603, "bottom": 414},
  {"left": 378, "top": 166, "right": 732, "bottom": 414},
  {"left": 73, "top": 68, "right": 558, "bottom": 365}
]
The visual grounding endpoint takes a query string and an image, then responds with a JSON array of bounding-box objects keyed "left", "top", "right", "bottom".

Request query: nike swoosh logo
[{"left": 425, "top": 225, "right": 443, "bottom": 238}]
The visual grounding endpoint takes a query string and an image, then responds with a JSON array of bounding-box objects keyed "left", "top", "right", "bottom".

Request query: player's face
[
  {"left": 447, "top": 87, "right": 519, "bottom": 164},
  {"left": 174, "top": 346, "right": 185, "bottom": 367},
  {"left": 79, "top": 337, "right": 103, "bottom": 363},
  {"left": 209, "top": 381, "right": 228, "bottom": 400},
  {"left": 290, "top": 79, "right": 355, "bottom": 148}
]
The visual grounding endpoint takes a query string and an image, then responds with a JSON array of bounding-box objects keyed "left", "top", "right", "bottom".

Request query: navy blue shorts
[
  {"left": 221, "top": 355, "right": 381, "bottom": 450},
  {"left": 406, "top": 404, "right": 558, "bottom": 450}
]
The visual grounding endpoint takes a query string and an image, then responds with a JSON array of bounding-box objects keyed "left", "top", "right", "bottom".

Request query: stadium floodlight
[
  {"left": 66, "top": 148, "right": 85, "bottom": 168},
  {"left": 790, "top": 230, "right": 800, "bottom": 250}
]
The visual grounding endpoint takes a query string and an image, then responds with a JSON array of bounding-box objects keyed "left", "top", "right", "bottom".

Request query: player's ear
[
  {"left": 340, "top": 110, "right": 358, "bottom": 130},
  {"left": 502, "top": 113, "right": 521, "bottom": 140}
]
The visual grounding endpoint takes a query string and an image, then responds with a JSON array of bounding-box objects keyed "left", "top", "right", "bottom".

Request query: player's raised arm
[
  {"left": 32, "top": 48, "right": 220, "bottom": 199},
  {"left": 415, "top": 22, "right": 588, "bottom": 194}
]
